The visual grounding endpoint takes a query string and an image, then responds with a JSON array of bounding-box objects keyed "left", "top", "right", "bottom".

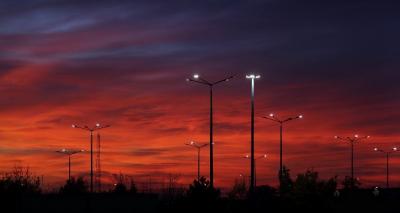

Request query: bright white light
[
  {"left": 193, "top": 74, "right": 199, "bottom": 79},
  {"left": 72, "top": 124, "right": 76, "bottom": 128},
  {"left": 246, "top": 74, "right": 260, "bottom": 79},
  {"left": 299, "top": 115, "right": 303, "bottom": 119},
  {"left": 190, "top": 141, "right": 195, "bottom": 145},
  {"left": 393, "top": 147, "right": 398, "bottom": 151},
  {"left": 354, "top": 134, "right": 359, "bottom": 138},
  {"left": 96, "top": 123, "right": 100, "bottom": 127},
  {"left": 245, "top": 154, "right": 249, "bottom": 158},
  {"left": 374, "top": 148, "right": 378, "bottom": 151},
  {"left": 269, "top": 113, "right": 274, "bottom": 117}
]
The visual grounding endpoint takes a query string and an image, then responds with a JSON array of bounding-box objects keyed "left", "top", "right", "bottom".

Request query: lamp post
[
  {"left": 56, "top": 149, "right": 85, "bottom": 182},
  {"left": 186, "top": 141, "right": 208, "bottom": 181},
  {"left": 186, "top": 74, "right": 233, "bottom": 188},
  {"left": 244, "top": 154, "right": 267, "bottom": 188},
  {"left": 239, "top": 173, "right": 246, "bottom": 184},
  {"left": 373, "top": 147, "right": 398, "bottom": 188},
  {"left": 246, "top": 74, "right": 260, "bottom": 192},
  {"left": 262, "top": 113, "right": 302, "bottom": 188},
  {"left": 334, "top": 134, "right": 370, "bottom": 187},
  {"left": 72, "top": 123, "right": 110, "bottom": 193}
]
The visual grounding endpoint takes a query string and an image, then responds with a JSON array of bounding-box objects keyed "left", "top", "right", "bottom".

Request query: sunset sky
[{"left": 0, "top": 0, "right": 399, "bottom": 190}]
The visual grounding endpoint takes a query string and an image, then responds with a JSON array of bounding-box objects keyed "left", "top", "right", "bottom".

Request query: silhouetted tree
[
  {"left": 228, "top": 178, "right": 247, "bottom": 199},
  {"left": 59, "top": 177, "right": 88, "bottom": 195},
  {"left": 293, "top": 169, "right": 337, "bottom": 197},
  {"left": 129, "top": 179, "right": 137, "bottom": 194},
  {"left": 342, "top": 176, "right": 361, "bottom": 190},
  {"left": 186, "top": 176, "right": 220, "bottom": 201},
  {"left": 112, "top": 172, "right": 128, "bottom": 194},
  {"left": 254, "top": 185, "right": 277, "bottom": 198},
  {"left": 319, "top": 176, "right": 338, "bottom": 196},
  {"left": 0, "top": 166, "right": 41, "bottom": 195},
  {"left": 161, "top": 173, "right": 184, "bottom": 200},
  {"left": 279, "top": 166, "right": 293, "bottom": 195},
  {"left": 113, "top": 182, "right": 128, "bottom": 194},
  {"left": 293, "top": 169, "right": 319, "bottom": 195}
]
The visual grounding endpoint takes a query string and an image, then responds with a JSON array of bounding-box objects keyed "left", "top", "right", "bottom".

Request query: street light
[
  {"left": 244, "top": 154, "right": 267, "bottom": 188},
  {"left": 239, "top": 173, "right": 246, "bottom": 183},
  {"left": 56, "top": 149, "right": 85, "bottom": 182},
  {"left": 246, "top": 74, "right": 260, "bottom": 193},
  {"left": 334, "top": 134, "right": 370, "bottom": 187},
  {"left": 262, "top": 113, "right": 302, "bottom": 188},
  {"left": 373, "top": 147, "right": 398, "bottom": 188},
  {"left": 186, "top": 141, "right": 209, "bottom": 181},
  {"left": 72, "top": 123, "right": 110, "bottom": 193},
  {"left": 186, "top": 74, "right": 234, "bottom": 188}
]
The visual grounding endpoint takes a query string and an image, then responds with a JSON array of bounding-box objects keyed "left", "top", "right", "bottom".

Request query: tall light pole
[
  {"left": 373, "top": 147, "right": 398, "bottom": 188},
  {"left": 186, "top": 74, "right": 234, "bottom": 188},
  {"left": 186, "top": 141, "right": 209, "bottom": 181},
  {"left": 72, "top": 123, "right": 110, "bottom": 193},
  {"left": 262, "top": 113, "right": 302, "bottom": 188},
  {"left": 56, "top": 149, "right": 85, "bottom": 182},
  {"left": 246, "top": 74, "right": 260, "bottom": 193},
  {"left": 335, "top": 134, "right": 370, "bottom": 187},
  {"left": 244, "top": 154, "right": 267, "bottom": 188}
]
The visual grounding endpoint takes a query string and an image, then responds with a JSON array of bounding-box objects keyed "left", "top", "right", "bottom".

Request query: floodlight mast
[
  {"left": 186, "top": 141, "right": 209, "bottom": 181},
  {"left": 334, "top": 134, "right": 370, "bottom": 187},
  {"left": 262, "top": 113, "right": 302, "bottom": 189},
  {"left": 72, "top": 123, "right": 110, "bottom": 193},
  {"left": 373, "top": 147, "right": 398, "bottom": 188},
  {"left": 186, "top": 74, "right": 234, "bottom": 188},
  {"left": 56, "top": 149, "right": 85, "bottom": 181},
  {"left": 246, "top": 74, "right": 260, "bottom": 193},
  {"left": 243, "top": 154, "right": 267, "bottom": 188}
]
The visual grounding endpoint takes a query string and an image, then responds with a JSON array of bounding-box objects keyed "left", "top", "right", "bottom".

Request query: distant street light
[
  {"left": 186, "top": 141, "right": 208, "bottom": 181},
  {"left": 56, "top": 149, "right": 85, "bottom": 182},
  {"left": 72, "top": 123, "right": 110, "bottom": 193},
  {"left": 244, "top": 154, "right": 267, "bottom": 188},
  {"left": 335, "top": 134, "right": 370, "bottom": 185},
  {"left": 239, "top": 173, "right": 246, "bottom": 183},
  {"left": 246, "top": 74, "right": 260, "bottom": 193},
  {"left": 186, "top": 74, "right": 234, "bottom": 188},
  {"left": 373, "top": 147, "right": 398, "bottom": 188},
  {"left": 262, "top": 113, "right": 302, "bottom": 188}
]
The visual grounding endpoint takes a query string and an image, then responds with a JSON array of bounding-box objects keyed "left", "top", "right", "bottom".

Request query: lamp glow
[{"left": 246, "top": 74, "right": 261, "bottom": 79}]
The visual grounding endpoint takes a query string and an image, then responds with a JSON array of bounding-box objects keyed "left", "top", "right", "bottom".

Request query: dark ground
[{"left": 1, "top": 189, "right": 399, "bottom": 213}]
